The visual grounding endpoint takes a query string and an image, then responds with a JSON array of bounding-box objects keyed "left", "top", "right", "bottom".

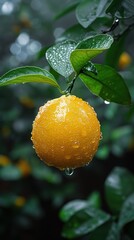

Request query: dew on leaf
[{"left": 46, "top": 41, "right": 76, "bottom": 78}]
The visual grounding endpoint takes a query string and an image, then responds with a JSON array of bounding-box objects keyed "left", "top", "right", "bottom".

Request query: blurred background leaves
[{"left": 0, "top": 0, "right": 134, "bottom": 239}]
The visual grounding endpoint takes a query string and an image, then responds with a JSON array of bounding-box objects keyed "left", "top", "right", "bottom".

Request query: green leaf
[
  {"left": 82, "top": 61, "right": 98, "bottom": 75},
  {"left": 0, "top": 66, "right": 60, "bottom": 89},
  {"left": 106, "top": 0, "right": 122, "bottom": 16},
  {"left": 62, "top": 206, "right": 111, "bottom": 238},
  {"left": 76, "top": 0, "right": 113, "bottom": 28},
  {"left": 118, "top": 193, "right": 134, "bottom": 229},
  {"left": 46, "top": 40, "right": 76, "bottom": 78},
  {"left": 79, "top": 64, "right": 131, "bottom": 105},
  {"left": 105, "top": 32, "right": 127, "bottom": 68},
  {"left": 57, "top": 24, "right": 93, "bottom": 43},
  {"left": 106, "top": 0, "right": 134, "bottom": 18},
  {"left": 87, "top": 191, "right": 101, "bottom": 209},
  {"left": 32, "top": 165, "right": 62, "bottom": 184},
  {"left": 111, "top": 126, "right": 132, "bottom": 141},
  {"left": 54, "top": 0, "right": 80, "bottom": 20},
  {"left": 22, "top": 198, "right": 42, "bottom": 218},
  {"left": 0, "top": 165, "right": 22, "bottom": 180},
  {"left": 36, "top": 46, "right": 50, "bottom": 59},
  {"left": 70, "top": 34, "right": 113, "bottom": 74},
  {"left": 106, "top": 223, "right": 120, "bottom": 240},
  {"left": 104, "top": 167, "right": 134, "bottom": 214},
  {"left": 89, "top": 222, "right": 120, "bottom": 240},
  {"left": 58, "top": 18, "right": 112, "bottom": 43},
  {"left": 59, "top": 200, "right": 88, "bottom": 222},
  {"left": 121, "top": 0, "right": 134, "bottom": 18},
  {"left": 96, "top": 145, "right": 110, "bottom": 159}
]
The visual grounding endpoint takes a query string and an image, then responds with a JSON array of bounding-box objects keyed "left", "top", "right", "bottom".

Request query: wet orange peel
[{"left": 31, "top": 95, "right": 101, "bottom": 170}]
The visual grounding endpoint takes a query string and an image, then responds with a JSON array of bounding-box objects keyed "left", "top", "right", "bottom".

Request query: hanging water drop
[
  {"left": 65, "top": 168, "right": 74, "bottom": 176},
  {"left": 104, "top": 100, "right": 110, "bottom": 104}
]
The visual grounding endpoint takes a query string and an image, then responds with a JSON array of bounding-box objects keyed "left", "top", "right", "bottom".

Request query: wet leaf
[
  {"left": 106, "top": 0, "right": 122, "bottom": 16},
  {"left": 62, "top": 206, "right": 111, "bottom": 238},
  {"left": 46, "top": 40, "right": 76, "bottom": 78},
  {"left": 104, "top": 167, "right": 134, "bottom": 214},
  {"left": 70, "top": 34, "right": 113, "bottom": 74},
  {"left": 89, "top": 222, "right": 120, "bottom": 240},
  {"left": 82, "top": 61, "right": 98, "bottom": 75},
  {"left": 79, "top": 64, "right": 131, "bottom": 105},
  {"left": 118, "top": 193, "right": 134, "bottom": 229},
  {"left": 106, "top": 0, "right": 134, "bottom": 18},
  {"left": 59, "top": 199, "right": 88, "bottom": 222},
  {"left": 76, "top": 0, "right": 113, "bottom": 28},
  {"left": 57, "top": 24, "right": 93, "bottom": 43},
  {"left": 0, "top": 66, "right": 60, "bottom": 89},
  {"left": 105, "top": 32, "right": 127, "bottom": 68},
  {"left": 58, "top": 17, "right": 112, "bottom": 43}
]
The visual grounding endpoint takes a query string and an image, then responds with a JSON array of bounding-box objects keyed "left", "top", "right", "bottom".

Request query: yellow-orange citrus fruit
[
  {"left": 14, "top": 196, "right": 26, "bottom": 207},
  {"left": 16, "top": 159, "right": 31, "bottom": 176},
  {"left": 31, "top": 95, "right": 101, "bottom": 170},
  {"left": 0, "top": 155, "right": 10, "bottom": 166},
  {"left": 118, "top": 52, "right": 132, "bottom": 70}
]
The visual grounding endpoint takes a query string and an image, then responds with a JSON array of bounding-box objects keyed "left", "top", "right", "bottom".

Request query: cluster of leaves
[
  {"left": 0, "top": 0, "right": 134, "bottom": 239},
  {"left": 59, "top": 167, "right": 134, "bottom": 240},
  {"left": 0, "top": 0, "right": 133, "bottom": 105},
  {"left": 0, "top": 0, "right": 133, "bottom": 159}
]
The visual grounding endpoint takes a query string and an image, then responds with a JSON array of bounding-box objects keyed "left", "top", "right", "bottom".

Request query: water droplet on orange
[
  {"left": 65, "top": 155, "right": 71, "bottom": 160},
  {"left": 81, "top": 130, "right": 87, "bottom": 137},
  {"left": 72, "top": 144, "right": 79, "bottom": 149}
]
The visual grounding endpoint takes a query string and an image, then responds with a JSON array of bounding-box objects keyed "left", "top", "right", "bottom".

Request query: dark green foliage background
[{"left": 0, "top": 0, "right": 134, "bottom": 239}]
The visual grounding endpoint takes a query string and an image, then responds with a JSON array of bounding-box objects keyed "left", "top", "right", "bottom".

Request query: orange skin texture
[{"left": 31, "top": 95, "right": 101, "bottom": 170}]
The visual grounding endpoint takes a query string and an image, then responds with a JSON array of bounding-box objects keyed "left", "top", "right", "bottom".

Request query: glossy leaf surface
[
  {"left": 104, "top": 167, "right": 134, "bottom": 214},
  {"left": 46, "top": 40, "right": 76, "bottom": 78},
  {"left": 0, "top": 66, "right": 60, "bottom": 89},
  {"left": 70, "top": 34, "right": 113, "bottom": 74},
  {"left": 118, "top": 193, "right": 134, "bottom": 229},
  {"left": 79, "top": 64, "right": 131, "bottom": 105},
  {"left": 59, "top": 200, "right": 88, "bottom": 222},
  {"left": 89, "top": 222, "right": 120, "bottom": 240},
  {"left": 107, "top": 0, "right": 134, "bottom": 18},
  {"left": 62, "top": 206, "right": 111, "bottom": 238},
  {"left": 76, "top": 0, "right": 112, "bottom": 28}
]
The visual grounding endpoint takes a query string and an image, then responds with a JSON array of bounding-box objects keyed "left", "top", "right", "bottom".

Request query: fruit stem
[
  {"left": 66, "top": 78, "right": 76, "bottom": 94},
  {"left": 63, "top": 74, "right": 78, "bottom": 95}
]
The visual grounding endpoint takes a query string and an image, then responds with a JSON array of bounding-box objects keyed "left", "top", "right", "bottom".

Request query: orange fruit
[
  {"left": 31, "top": 95, "right": 101, "bottom": 170},
  {"left": 0, "top": 155, "right": 10, "bottom": 166},
  {"left": 118, "top": 52, "right": 132, "bottom": 70},
  {"left": 16, "top": 159, "right": 31, "bottom": 176},
  {"left": 14, "top": 196, "right": 26, "bottom": 207}
]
